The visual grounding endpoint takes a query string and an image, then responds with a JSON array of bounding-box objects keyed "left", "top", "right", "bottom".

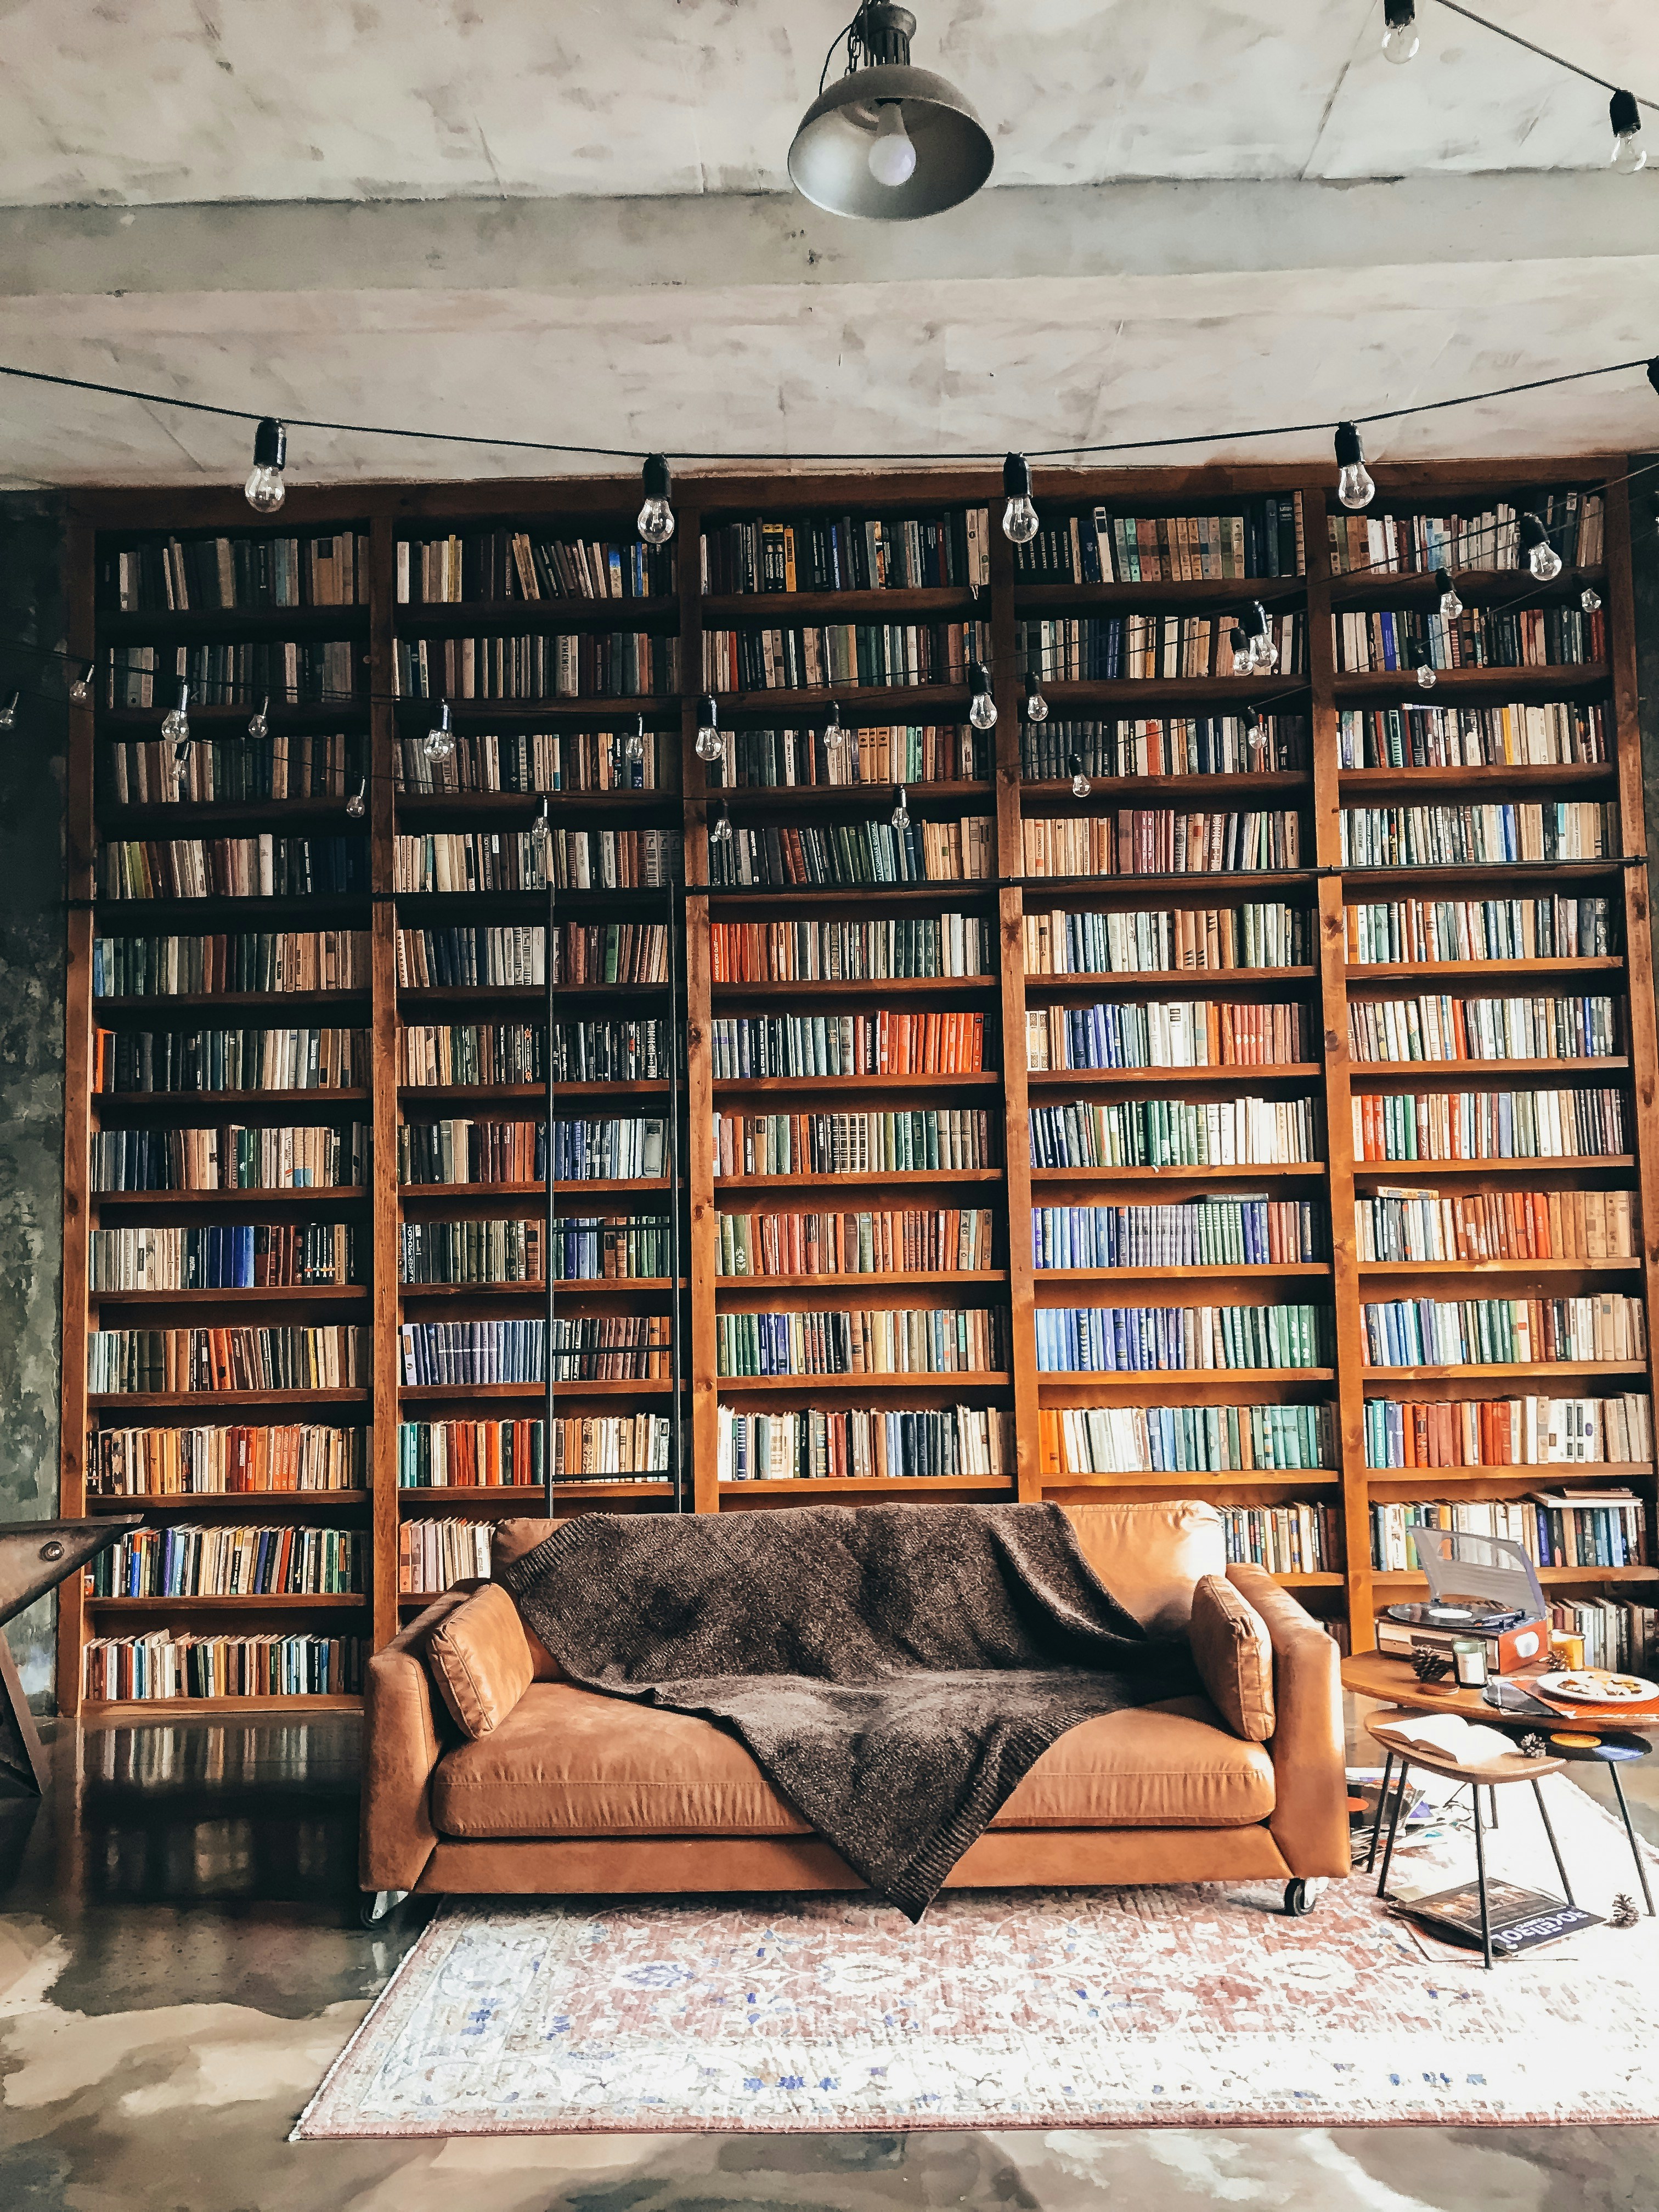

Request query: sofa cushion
[
  {"left": 426, "top": 1584, "right": 536, "bottom": 1740},
  {"left": 490, "top": 1517, "right": 567, "bottom": 1680},
  {"left": 1058, "top": 1501, "right": 1227, "bottom": 1632},
  {"left": 429, "top": 1683, "right": 1274, "bottom": 1839},
  {"left": 1187, "top": 1573, "right": 1276, "bottom": 1742}
]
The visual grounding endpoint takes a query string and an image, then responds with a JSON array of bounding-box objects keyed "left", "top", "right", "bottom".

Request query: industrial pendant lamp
[{"left": 788, "top": 3, "right": 994, "bottom": 222}]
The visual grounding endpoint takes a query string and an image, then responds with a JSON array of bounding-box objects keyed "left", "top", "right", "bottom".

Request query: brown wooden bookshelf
[{"left": 58, "top": 455, "right": 1658, "bottom": 1714}]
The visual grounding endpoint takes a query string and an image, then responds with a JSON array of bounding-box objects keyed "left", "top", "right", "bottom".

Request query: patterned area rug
[{"left": 298, "top": 1780, "right": 1659, "bottom": 2134}]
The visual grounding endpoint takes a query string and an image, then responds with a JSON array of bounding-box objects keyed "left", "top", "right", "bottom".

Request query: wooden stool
[{"left": 1366, "top": 1715, "right": 1573, "bottom": 1970}]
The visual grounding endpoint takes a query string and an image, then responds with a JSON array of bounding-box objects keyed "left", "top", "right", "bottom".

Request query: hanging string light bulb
[
  {"left": 424, "top": 701, "right": 455, "bottom": 762},
  {"left": 695, "top": 693, "right": 724, "bottom": 763},
  {"left": 1241, "top": 706, "right": 1264, "bottom": 762},
  {"left": 1409, "top": 639, "right": 1437, "bottom": 691},
  {"left": 0, "top": 691, "right": 17, "bottom": 731},
  {"left": 1381, "top": 0, "right": 1418, "bottom": 65},
  {"left": 1519, "top": 514, "right": 1564, "bottom": 582},
  {"left": 346, "top": 777, "right": 366, "bottom": 820},
  {"left": 244, "top": 418, "right": 287, "bottom": 513},
  {"left": 1024, "top": 669, "right": 1048, "bottom": 723},
  {"left": 1582, "top": 586, "right": 1602, "bottom": 613},
  {"left": 1245, "top": 601, "right": 1278, "bottom": 672},
  {"left": 1611, "top": 90, "right": 1646, "bottom": 174},
  {"left": 1434, "top": 567, "right": 1464, "bottom": 622},
  {"left": 1335, "top": 422, "right": 1375, "bottom": 510},
  {"left": 1002, "top": 454, "right": 1039, "bottom": 545},
  {"left": 637, "top": 454, "right": 675, "bottom": 546},
  {"left": 968, "top": 663, "right": 997, "bottom": 731},
  {"left": 247, "top": 693, "right": 270, "bottom": 743},
  {"left": 1069, "top": 753, "right": 1091, "bottom": 800},
  {"left": 69, "top": 661, "right": 93, "bottom": 706},
  {"left": 891, "top": 783, "right": 910, "bottom": 831},
  {"left": 1229, "top": 626, "right": 1253, "bottom": 677},
  {"left": 627, "top": 711, "right": 646, "bottom": 766},
  {"left": 710, "top": 800, "right": 733, "bottom": 847},
  {"left": 162, "top": 682, "right": 190, "bottom": 749},
  {"left": 533, "top": 795, "right": 552, "bottom": 866},
  {"left": 823, "top": 699, "right": 846, "bottom": 755}
]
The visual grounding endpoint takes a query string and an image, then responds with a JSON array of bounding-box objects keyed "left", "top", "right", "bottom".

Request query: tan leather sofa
[{"left": 362, "top": 1500, "right": 1351, "bottom": 1914}]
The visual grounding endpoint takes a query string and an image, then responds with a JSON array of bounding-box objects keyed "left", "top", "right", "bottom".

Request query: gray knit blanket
[{"left": 497, "top": 1501, "right": 1198, "bottom": 1920}]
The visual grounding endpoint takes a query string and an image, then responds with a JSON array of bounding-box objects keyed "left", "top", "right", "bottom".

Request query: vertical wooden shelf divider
[
  {"left": 368, "top": 513, "right": 402, "bottom": 1646},
  {"left": 678, "top": 497, "right": 719, "bottom": 1513}
]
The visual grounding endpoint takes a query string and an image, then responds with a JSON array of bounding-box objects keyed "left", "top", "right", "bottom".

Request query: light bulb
[
  {"left": 533, "top": 798, "right": 551, "bottom": 868},
  {"left": 1381, "top": 0, "right": 1418, "bottom": 64},
  {"left": 626, "top": 717, "right": 646, "bottom": 766},
  {"left": 1002, "top": 453, "right": 1039, "bottom": 545},
  {"left": 346, "top": 777, "right": 366, "bottom": 820},
  {"left": 1246, "top": 604, "right": 1278, "bottom": 671},
  {"left": 637, "top": 453, "right": 675, "bottom": 546},
  {"left": 1024, "top": 669, "right": 1048, "bottom": 723},
  {"left": 867, "top": 102, "right": 917, "bottom": 188},
  {"left": 1519, "top": 513, "right": 1563, "bottom": 582},
  {"left": 1414, "top": 652, "right": 1437, "bottom": 692},
  {"left": 70, "top": 661, "right": 93, "bottom": 706},
  {"left": 968, "top": 664, "right": 997, "bottom": 731},
  {"left": 891, "top": 786, "right": 910, "bottom": 832},
  {"left": 823, "top": 703, "right": 845, "bottom": 754},
  {"left": 1229, "top": 627, "right": 1252, "bottom": 677},
  {"left": 247, "top": 693, "right": 270, "bottom": 743},
  {"left": 0, "top": 691, "right": 16, "bottom": 731},
  {"left": 1070, "top": 758, "right": 1091, "bottom": 800},
  {"left": 1242, "top": 707, "right": 1263, "bottom": 754},
  {"left": 1611, "top": 91, "right": 1646, "bottom": 173},
  {"left": 424, "top": 701, "right": 455, "bottom": 762},
  {"left": 1434, "top": 567, "right": 1463, "bottom": 621},
  {"left": 1335, "top": 421, "right": 1375, "bottom": 511},
  {"left": 244, "top": 416, "right": 286, "bottom": 513},
  {"left": 161, "top": 682, "right": 190, "bottom": 745},
  {"left": 694, "top": 693, "right": 724, "bottom": 763},
  {"left": 710, "top": 805, "right": 733, "bottom": 847},
  {"left": 1582, "top": 586, "right": 1602, "bottom": 614}
]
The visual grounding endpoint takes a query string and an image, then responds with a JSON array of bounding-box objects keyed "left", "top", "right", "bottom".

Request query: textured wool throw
[{"left": 497, "top": 1501, "right": 1198, "bottom": 1919}]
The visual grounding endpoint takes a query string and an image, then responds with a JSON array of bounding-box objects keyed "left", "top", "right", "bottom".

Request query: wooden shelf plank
[
  {"left": 718, "top": 1475, "right": 1014, "bottom": 1496},
  {"left": 1358, "top": 1258, "right": 1640, "bottom": 1277},
  {"left": 88, "top": 1389, "right": 370, "bottom": 1409},
  {"left": 84, "top": 1489, "right": 371, "bottom": 1510},
  {"left": 710, "top": 977, "right": 997, "bottom": 1000},
  {"left": 1374, "top": 1566, "right": 1658, "bottom": 1586},
  {"left": 1036, "top": 1367, "right": 1335, "bottom": 1385},
  {"left": 398, "top": 1178, "right": 672, "bottom": 1199},
  {"left": 397, "top": 1482, "right": 672, "bottom": 1503},
  {"left": 1345, "top": 958, "right": 1623, "bottom": 983},
  {"left": 1365, "top": 1463, "right": 1654, "bottom": 1485},
  {"left": 1333, "top": 664, "right": 1608, "bottom": 701},
  {"left": 398, "top": 1378, "right": 673, "bottom": 1400},
  {"left": 396, "top": 1082, "right": 669, "bottom": 1104},
  {"left": 1026, "top": 1063, "right": 1319, "bottom": 1089},
  {"left": 1034, "top": 1263, "right": 1332, "bottom": 1285},
  {"left": 1352, "top": 1155, "right": 1636, "bottom": 1178},
  {"left": 94, "top": 991, "right": 370, "bottom": 1013},
  {"left": 90, "top": 1186, "right": 370, "bottom": 1207},
  {"left": 79, "top": 1695, "right": 364, "bottom": 1723},
  {"left": 1349, "top": 1058, "right": 1629, "bottom": 1084},
  {"left": 712, "top": 1072, "right": 998, "bottom": 1096},
  {"left": 1360, "top": 1361, "right": 1647, "bottom": 1382},
  {"left": 1030, "top": 1161, "right": 1325, "bottom": 1182},
  {"left": 715, "top": 1271, "right": 1009, "bottom": 1291},
  {"left": 713, "top": 1169, "right": 1004, "bottom": 1194},
  {"left": 716, "top": 1373, "right": 1014, "bottom": 1393},
  {"left": 85, "top": 1594, "right": 368, "bottom": 1610},
  {"left": 1022, "top": 771, "right": 1310, "bottom": 804},
  {"left": 89, "top": 1285, "right": 368, "bottom": 1305}
]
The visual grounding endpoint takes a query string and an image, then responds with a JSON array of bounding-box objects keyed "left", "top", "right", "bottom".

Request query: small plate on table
[{"left": 1533, "top": 1669, "right": 1659, "bottom": 1706}]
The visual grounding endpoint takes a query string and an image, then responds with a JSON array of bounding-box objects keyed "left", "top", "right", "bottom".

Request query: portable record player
[{"left": 1374, "top": 1528, "right": 1551, "bottom": 1674}]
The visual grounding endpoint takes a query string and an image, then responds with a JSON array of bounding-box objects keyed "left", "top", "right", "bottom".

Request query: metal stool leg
[
  {"left": 1489, "top": 1784, "right": 1500, "bottom": 1830},
  {"left": 1377, "top": 1756, "right": 1411, "bottom": 1899},
  {"left": 1366, "top": 1751, "right": 1395, "bottom": 1874},
  {"left": 1472, "top": 1782, "right": 1494, "bottom": 1970},
  {"left": 1609, "top": 1763, "right": 1656, "bottom": 1917},
  {"left": 1531, "top": 1777, "right": 1575, "bottom": 1906}
]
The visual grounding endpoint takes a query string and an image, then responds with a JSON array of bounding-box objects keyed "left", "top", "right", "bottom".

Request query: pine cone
[
  {"left": 1517, "top": 1732, "right": 1548, "bottom": 1759},
  {"left": 1610, "top": 1893, "right": 1641, "bottom": 1929},
  {"left": 1410, "top": 1649, "right": 1453, "bottom": 1684}
]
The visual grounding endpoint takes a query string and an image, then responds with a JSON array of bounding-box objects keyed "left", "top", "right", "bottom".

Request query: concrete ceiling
[{"left": 2, "top": 0, "right": 1658, "bottom": 483}]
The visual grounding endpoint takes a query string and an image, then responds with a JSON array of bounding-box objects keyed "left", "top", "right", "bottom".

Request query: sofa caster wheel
[
  {"left": 359, "top": 1888, "right": 407, "bottom": 1929},
  {"left": 1283, "top": 1877, "right": 1327, "bottom": 1917}
]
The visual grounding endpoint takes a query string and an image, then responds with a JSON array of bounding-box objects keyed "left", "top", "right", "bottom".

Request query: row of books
[
  {"left": 89, "top": 1124, "right": 369, "bottom": 1194},
  {"left": 716, "top": 1307, "right": 1006, "bottom": 1380},
  {"left": 109, "top": 642, "right": 359, "bottom": 709},
  {"left": 402, "top": 1215, "right": 672, "bottom": 1283},
  {"left": 96, "top": 836, "right": 368, "bottom": 902},
  {"left": 393, "top": 924, "right": 670, "bottom": 989},
  {"left": 709, "top": 915, "right": 991, "bottom": 983},
  {"left": 1039, "top": 1402, "right": 1334, "bottom": 1476},
  {"left": 1019, "top": 811, "right": 1302, "bottom": 878},
  {"left": 1339, "top": 803, "right": 1616, "bottom": 868},
  {"left": 399, "top": 1519, "right": 490, "bottom": 1593},
  {"left": 1330, "top": 602, "right": 1603, "bottom": 674},
  {"left": 106, "top": 734, "right": 358, "bottom": 804},
  {"left": 397, "top": 1317, "right": 672, "bottom": 1386},
  {"left": 1361, "top": 1295, "right": 1646, "bottom": 1368},
  {"left": 92, "top": 1027, "right": 367, "bottom": 1095},
  {"left": 1347, "top": 994, "right": 1618, "bottom": 1065},
  {"left": 394, "top": 1117, "right": 667, "bottom": 1185},
  {"left": 104, "top": 532, "right": 371, "bottom": 611},
  {"left": 392, "top": 632, "right": 680, "bottom": 701},
  {"left": 1370, "top": 1494, "right": 1646, "bottom": 1573},
  {"left": 715, "top": 1404, "right": 1014, "bottom": 1482},
  {"left": 708, "top": 725, "right": 987, "bottom": 789},
  {"left": 89, "top": 1223, "right": 357, "bottom": 1292},
  {"left": 700, "top": 620, "right": 990, "bottom": 696},
  {"left": 397, "top": 1019, "right": 675, "bottom": 1087},
  {"left": 1222, "top": 1505, "right": 1338, "bottom": 1576},
  {"left": 87, "top": 1325, "right": 366, "bottom": 1395},
  {"left": 1344, "top": 896, "right": 1615, "bottom": 967},
  {"left": 712, "top": 1109, "right": 995, "bottom": 1178},
  {"left": 1356, "top": 1187, "right": 1635, "bottom": 1265},
  {"left": 1019, "top": 715, "right": 1306, "bottom": 782},
  {"left": 1025, "top": 999, "right": 1308, "bottom": 1071},
  {"left": 707, "top": 816, "right": 994, "bottom": 888},
  {"left": 709, "top": 1012, "right": 986, "bottom": 1081},
  {"left": 86, "top": 1422, "right": 365, "bottom": 1496},
  {"left": 1029, "top": 1096, "right": 1321, "bottom": 1170},
  {"left": 1338, "top": 701, "right": 1608, "bottom": 770},
  {"left": 1543, "top": 1595, "right": 1655, "bottom": 1674},
  {"left": 1325, "top": 493, "right": 1603, "bottom": 575},
  {"left": 1011, "top": 499, "right": 1304, "bottom": 584},
  {"left": 715, "top": 1207, "right": 995, "bottom": 1278},
  {"left": 1017, "top": 612, "right": 1306, "bottom": 684},
  {"left": 392, "top": 827, "right": 682, "bottom": 895},
  {"left": 1030, "top": 1198, "right": 1323, "bottom": 1271},
  {"left": 1361, "top": 1393, "right": 1652, "bottom": 1468},
  {"left": 1353, "top": 1086, "right": 1627, "bottom": 1165},
  {"left": 396, "top": 530, "right": 675, "bottom": 605},
  {"left": 397, "top": 1414, "right": 672, "bottom": 1486},
  {"left": 87, "top": 1525, "right": 362, "bottom": 1598},
  {"left": 82, "top": 1632, "right": 364, "bottom": 1702},
  {"left": 393, "top": 729, "right": 669, "bottom": 794},
  {"left": 1023, "top": 906, "right": 1311, "bottom": 978},
  {"left": 92, "top": 931, "right": 370, "bottom": 1000},
  {"left": 698, "top": 511, "right": 990, "bottom": 594},
  {"left": 1034, "top": 1304, "right": 1328, "bottom": 1374}
]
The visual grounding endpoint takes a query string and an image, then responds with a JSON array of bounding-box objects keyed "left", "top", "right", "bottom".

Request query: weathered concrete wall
[{"left": 0, "top": 494, "right": 68, "bottom": 1708}]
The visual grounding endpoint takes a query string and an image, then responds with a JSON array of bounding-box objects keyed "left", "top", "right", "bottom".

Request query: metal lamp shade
[{"left": 788, "top": 62, "right": 994, "bottom": 221}]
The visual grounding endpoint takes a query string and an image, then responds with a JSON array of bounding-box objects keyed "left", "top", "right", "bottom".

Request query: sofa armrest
[
  {"left": 1227, "top": 1564, "right": 1351, "bottom": 1879},
  {"left": 359, "top": 1590, "right": 468, "bottom": 1893}
]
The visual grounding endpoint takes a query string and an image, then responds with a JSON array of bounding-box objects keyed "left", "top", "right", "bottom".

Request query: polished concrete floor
[{"left": 2, "top": 1709, "right": 1658, "bottom": 2211}]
